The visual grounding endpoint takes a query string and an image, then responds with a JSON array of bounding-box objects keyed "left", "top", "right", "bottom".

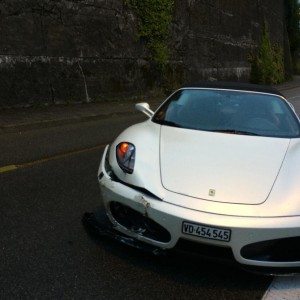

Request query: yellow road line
[
  {"left": 0, "top": 144, "right": 106, "bottom": 174},
  {"left": 0, "top": 165, "right": 18, "bottom": 173}
]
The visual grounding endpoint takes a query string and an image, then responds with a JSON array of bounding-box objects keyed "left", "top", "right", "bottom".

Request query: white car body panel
[
  {"left": 106, "top": 120, "right": 300, "bottom": 218},
  {"left": 160, "top": 126, "right": 290, "bottom": 205},
  {"left": 109, "top": 121, "right": 162, "bottom": 198}
]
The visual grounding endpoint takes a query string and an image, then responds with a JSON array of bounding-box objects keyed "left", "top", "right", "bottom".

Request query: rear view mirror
[{"left": 135, "top": 102, "right": 154, "bottom": 118}]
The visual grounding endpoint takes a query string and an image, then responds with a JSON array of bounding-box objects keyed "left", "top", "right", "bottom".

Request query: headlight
[{"left": 116, "top": 142, "right": 136, "bottom": 174}]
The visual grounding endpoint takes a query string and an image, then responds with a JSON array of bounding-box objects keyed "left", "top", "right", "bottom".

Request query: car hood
[{"left": 160, "top": 126, "right": 290, "bottom": 205}]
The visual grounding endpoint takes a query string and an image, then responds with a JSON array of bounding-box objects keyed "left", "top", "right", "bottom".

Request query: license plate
[{"left": 182, "top": 221, "right": 231, "bottom": 242}]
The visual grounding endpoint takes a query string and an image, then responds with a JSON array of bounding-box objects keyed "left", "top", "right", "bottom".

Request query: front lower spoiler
[
  {"left": 82, "top": 210, "right": 300, "bottom": 276},
  {"left": 82, "top": 210, "right": 166, "bottom": 256}
]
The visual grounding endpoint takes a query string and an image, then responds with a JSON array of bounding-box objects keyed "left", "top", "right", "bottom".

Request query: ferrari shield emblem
[{"left": 209, "top": 189, "right": 216, "bottom": 196}]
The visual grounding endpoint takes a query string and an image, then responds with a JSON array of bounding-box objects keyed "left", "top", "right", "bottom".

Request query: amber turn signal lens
[
  {"left": 116, "top": 142, "right": 135, "bottom": 174},
  {"left": 119, "top": 142, "right": 129, "bottom": 156}
]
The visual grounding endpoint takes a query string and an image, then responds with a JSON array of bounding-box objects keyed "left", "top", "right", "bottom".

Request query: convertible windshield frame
[{"left": 152, "top": 88, "right": 300, "bottom": 139}]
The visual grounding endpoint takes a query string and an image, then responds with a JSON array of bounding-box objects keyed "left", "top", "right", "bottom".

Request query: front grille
[
  {"left": 241, "top": 237, "right": 300, "bottom": 262},
  {"left": 109, "top": 202, "right": 171, "bottom": 243}
]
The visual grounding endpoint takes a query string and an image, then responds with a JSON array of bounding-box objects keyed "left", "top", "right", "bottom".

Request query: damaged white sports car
[{"left": 98, "top": 82, "right": 300, "bottom": 270}]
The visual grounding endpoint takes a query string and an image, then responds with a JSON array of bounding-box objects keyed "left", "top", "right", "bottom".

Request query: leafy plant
[
  {"left": 126, "top": 0, "right": 174, "bottom": 68},
  {"left": 249, "top": 23, "right": 285, "bottom": 84}
]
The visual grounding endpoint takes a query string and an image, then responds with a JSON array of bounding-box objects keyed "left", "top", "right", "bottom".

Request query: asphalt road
[{"left": 1, "top": 89, "right": 299, "bottom": 299}]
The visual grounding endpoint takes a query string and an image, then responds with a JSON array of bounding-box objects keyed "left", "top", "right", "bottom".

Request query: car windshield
[{"left": 152, "top": 89, "right": 300, "bottom": 138}]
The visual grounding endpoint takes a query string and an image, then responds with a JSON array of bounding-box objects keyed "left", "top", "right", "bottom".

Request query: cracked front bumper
[{"left": 98, "top": 145, "right": 300, "bottom": 268}]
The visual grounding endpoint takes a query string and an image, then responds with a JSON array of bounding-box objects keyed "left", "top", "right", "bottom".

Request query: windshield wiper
[
  {"left": 212, "top": 129, "right": 261, "bottom": 136},
  {"left": 158, "top": 120, "right": 183, "bottom": 128}
]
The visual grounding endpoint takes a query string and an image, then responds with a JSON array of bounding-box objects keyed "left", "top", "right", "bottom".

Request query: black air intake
[
  {"left": 110, "top": 202, "right": 171, "bottom": 243},
  {"left": 241, "top": 237, "right": 300, "bottom": 262}
]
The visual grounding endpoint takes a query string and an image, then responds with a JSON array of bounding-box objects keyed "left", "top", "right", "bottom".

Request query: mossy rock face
[
  {"left": 0, "top": 1, "right": 291, "bottom": 106},
  {"left": 126, "top": 0, "right": 174, "bottom": 69}
]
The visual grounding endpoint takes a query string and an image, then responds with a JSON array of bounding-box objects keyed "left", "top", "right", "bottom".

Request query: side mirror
[{"left": 135, "top": 102, "right": 154, "bottom": 118}]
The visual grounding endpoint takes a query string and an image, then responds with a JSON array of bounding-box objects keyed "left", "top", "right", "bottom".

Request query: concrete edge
[
  {"left": 1, "top": 85, "right": 299, "bottom": 133},
  {"left": 0, "top": 110, "right": 138, "bottom": 133},
  {"left": 262, "top": 275, "right": 300, "bottom": 300},
  {"left": 277, "top": 85, "right": 300, "bottom": 92}
]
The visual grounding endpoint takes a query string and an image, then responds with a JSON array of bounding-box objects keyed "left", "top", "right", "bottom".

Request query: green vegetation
[
  {"left": 126, "top": 0, "right": 174, "bottom": 68},
  {"left": 249, "top": 23, "right": 285, "bottom": 84}
]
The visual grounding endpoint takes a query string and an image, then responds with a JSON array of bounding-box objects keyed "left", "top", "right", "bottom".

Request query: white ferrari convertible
[{"left": 97, "top": 82, "right": 300, "bottom": 270}]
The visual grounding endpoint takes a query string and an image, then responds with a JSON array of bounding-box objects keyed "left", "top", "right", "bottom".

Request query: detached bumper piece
[
  {"left": 110, "top": 202, "right": 171, "bottom": 243},
  {"left": 82, "top": 210, "right": 166, "bottom": 256}
]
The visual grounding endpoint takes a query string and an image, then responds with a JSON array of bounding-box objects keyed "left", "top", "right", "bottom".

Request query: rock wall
[{"left": 0, "top": 0, "right": 290, "bottom": 106}]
